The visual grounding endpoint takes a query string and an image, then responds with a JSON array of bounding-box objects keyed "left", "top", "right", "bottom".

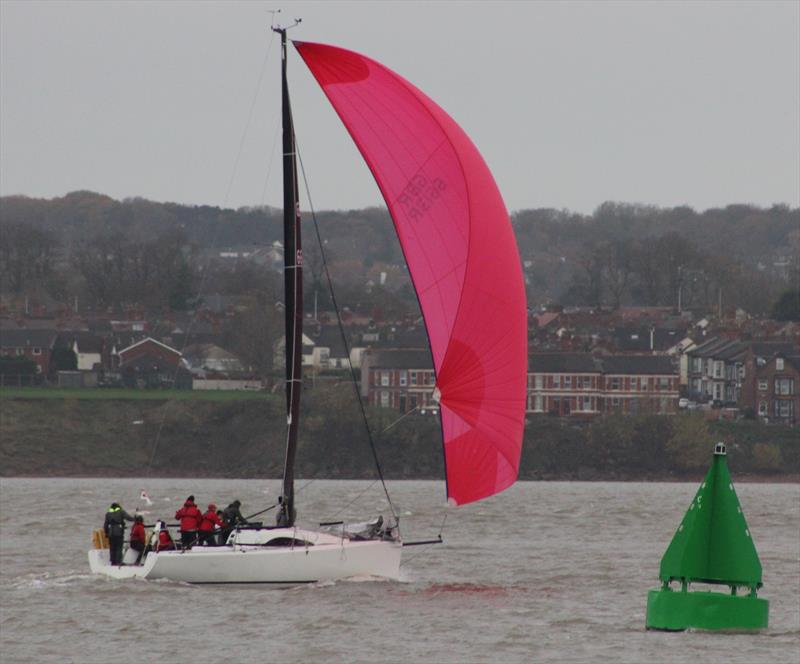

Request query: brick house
[
  {"left": 116, "top": 337, "right": 192, "bottom": 389},
  {"left": 528, "top": 352, "right": 679, "bottom": 416},
  {"left": 0, "top": 329, "right": 58, "bottom": 375},
  {"left": 528, "top": 353, "right": 601, "bottom": 415},
  {"left": 361, "top": 349, "right": 437, "bottom": 413},
  {"left": 684, "top": 337, "right": 748, "bottom": 404},
  {"left": 688, "top": 338, "right": 798, "bottom": 412},
  {"left": 744, "top": 352, "right": 799, "bottom": 423}
]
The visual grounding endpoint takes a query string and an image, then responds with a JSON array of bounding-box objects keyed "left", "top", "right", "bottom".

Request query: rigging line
[
  {"left": 329, "top": 479, "right": 379, "bottom": 520},
  {"left": 295, "top": 144, "right": 397, "bottom": 523},
  {"left": 380, "top": 404, "right": 420, "bottom": 434},
  {"left": 144, "top": 34, "right": 277, "bottom": 474},
  {"left": 324, "top": 407, "right": 417, "bottom": 521},
  {"left": 259, "top": 120, "right": 282, "bottom": 207},
  {"left": 224, "top": 30, "right": 277, "bottom": 205},
  {"left": 438, "top": 511, "right": 448, "bottom": 538}
]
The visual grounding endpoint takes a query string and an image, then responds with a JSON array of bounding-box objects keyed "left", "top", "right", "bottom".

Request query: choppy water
[{"left": 0, "top": 478, "right": 798, "bottom": 663}]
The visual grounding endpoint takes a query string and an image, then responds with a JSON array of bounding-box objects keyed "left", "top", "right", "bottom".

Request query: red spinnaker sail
[{"left": 295, "top": 41, "right": 527, "bottom": 506}]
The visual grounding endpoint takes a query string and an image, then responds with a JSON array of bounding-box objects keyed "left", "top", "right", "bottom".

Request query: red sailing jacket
[
  {"left": 174, "top": 501, "right": 202, "bottom": 532},
  {"left": 130, "top": 522, "right": 146, "bottom": 545},
  {"left": 157, "top": 530, "right": 175, "bottom": 551},
  {"left": 199, "top": 509, "right": 223, "bottom": 533}
]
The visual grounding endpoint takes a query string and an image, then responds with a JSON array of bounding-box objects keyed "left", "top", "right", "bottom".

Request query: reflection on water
[{"left": 1, "top": 478, "right": 798, "bottom": 663}]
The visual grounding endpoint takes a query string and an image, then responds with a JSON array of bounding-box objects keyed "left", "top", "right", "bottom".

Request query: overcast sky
[{"left": 1, "top": 0, "right": 798, "bottom": 214}]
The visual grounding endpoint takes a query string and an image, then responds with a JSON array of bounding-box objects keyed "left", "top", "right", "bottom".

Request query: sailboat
[{"left": 88, "top": 24, "right": 527, "bottom": 584}]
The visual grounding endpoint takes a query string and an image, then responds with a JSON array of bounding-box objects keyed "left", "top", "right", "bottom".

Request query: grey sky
[{"left": 1, "top": 0, "right": 798, "bottom": 214}]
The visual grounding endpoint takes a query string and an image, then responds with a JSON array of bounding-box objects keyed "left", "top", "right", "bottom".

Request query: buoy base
[{"left": 646, "top": 588, "right": 769, "bottom": 631}]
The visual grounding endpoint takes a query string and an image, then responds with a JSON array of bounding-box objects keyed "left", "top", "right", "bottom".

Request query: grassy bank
[
  {"left": 0, "top": 387, "right": 271, "bottom": 401},
  {"left": 1, "top": 389, "right": 797, "bottom": 480}
]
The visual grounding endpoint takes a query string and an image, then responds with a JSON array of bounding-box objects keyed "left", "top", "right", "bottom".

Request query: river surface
[{"left": 0, "top": 478, "right": 798, "bottom": 663}]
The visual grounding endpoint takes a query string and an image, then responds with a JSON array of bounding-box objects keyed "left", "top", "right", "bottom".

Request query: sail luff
[{"left": 278, "top": 28, "right": 301, "bottom": 528}]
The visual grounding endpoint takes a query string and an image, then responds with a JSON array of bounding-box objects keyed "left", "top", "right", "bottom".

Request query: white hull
[{"left": 88, "top": 527, "right": 402, "bottom": 584}]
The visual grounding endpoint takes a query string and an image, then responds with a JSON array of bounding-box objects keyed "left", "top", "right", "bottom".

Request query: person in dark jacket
[
  {"left": 174, "top": 495, "right": 202, "bottom": 549},
  {"left": 220, "top": 500, "right": 247, "bottom": 545},
  {"left": 104, "top": 502, "right": 134, "bottom": 565},
  {"left": 198, "top": 503, "right": 223, "bottom": 546},
  {"left": 129, "top": 515, "right": 146, "bottom": 564}
]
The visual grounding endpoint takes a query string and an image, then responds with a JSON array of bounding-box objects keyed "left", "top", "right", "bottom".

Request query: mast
[{"left": 275, "top": 25, "right": 302, "bottom": 528}]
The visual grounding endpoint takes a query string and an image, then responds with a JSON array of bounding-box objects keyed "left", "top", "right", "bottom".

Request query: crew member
[
  {"left": 103, "top": 502, "right": 134, "bottom": 566},
  {"left": 220, "top": 500, "right": 247, "bottom": 545},
  {"left": 198, "top": 503, "right": 223, "bottom": 546},
  {"left": 156, "top": 522, "right": 176, "bottom": 551},
  {"left": 174, "top": 495, "right": 203, "bottom": 549},
  {"left": 129, "top": 515, "right": 146, "bottom": 564}
]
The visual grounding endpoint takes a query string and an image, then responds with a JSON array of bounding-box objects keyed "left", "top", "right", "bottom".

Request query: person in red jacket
[
  {"left": 198, "top": 503, "right": 224, "bottom": 546},
  {"left": 174, "top": 495, "right": 202, "bottom": 549},
  {"left": 156, "top": 524, "right": 175, "bottom": 551},
  {"left": 129, "top": 515, "right": 147, "bottom": 564}
]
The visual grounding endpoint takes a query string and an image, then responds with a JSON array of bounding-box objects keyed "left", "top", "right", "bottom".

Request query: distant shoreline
[{"left": 3, "top": 472, "right": 798, "bottom": 484}]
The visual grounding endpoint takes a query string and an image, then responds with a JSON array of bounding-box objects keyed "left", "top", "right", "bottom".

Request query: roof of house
[
  {"left": 367, "top": 349, "right": 433, "bottom": 370},
  {"left": 530, "top": 352, "right": 676, "bottom": 376},
  {"left": 0, "top": 328, "right": 59, "bottom": 349},
  {"left": 600, "top": 355, "right": 677, "bottom": 376},
  {"left": 611, "top": 327, "right": 684, "bottom": 352},
  {"left": 530, "top": 353, "right": 600, "bottom": 373},
  {"left": 182, "top": 343, "right": 241, "bottom": 362},
  {"left": 60, "top": 331, "right": 105, "bottom": 354},
  {"left": 118, "top": 336, "right": 181, "bottom": 357}
]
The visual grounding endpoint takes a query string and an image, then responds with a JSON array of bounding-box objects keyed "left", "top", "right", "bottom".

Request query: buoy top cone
[{"left": 659, "top": 442, "right": 762, "bottom": 588}]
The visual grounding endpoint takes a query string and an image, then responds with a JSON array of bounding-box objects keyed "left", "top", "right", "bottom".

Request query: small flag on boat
[{"left": 139, "top": 490, "right": 153, "bottom": 506}]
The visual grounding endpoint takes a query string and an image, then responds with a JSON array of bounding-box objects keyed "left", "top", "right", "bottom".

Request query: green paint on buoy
[{"left": 646, "top": 442, "right": 769, "bottom": 631}]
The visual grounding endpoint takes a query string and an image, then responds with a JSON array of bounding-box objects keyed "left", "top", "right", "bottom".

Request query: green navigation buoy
[{"left": 646, "top": 442, "right": 769, "bottom": 631}]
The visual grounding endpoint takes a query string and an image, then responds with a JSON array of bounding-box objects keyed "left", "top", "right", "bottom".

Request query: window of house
[
  {"left": 758, "top": 400, "right": 767, "bottom": 416},
  {"left": 410, "top": 372, "right": 417, "bottom": 386},
  {"left": 775, "top": 378, "right": 794, "bottom": 396},
  {"left": 16, "top": 348, "right": 24, "bottom": 355},
  {"left": 552, "top": 375, "right": 561, "bottom": 388},
  {"left": 564, "top": 376, "right": 572, "bottom": 389},
  {"left": 399, "top": 371, "right": 407, "bottom": 387},
  {"left": 380, "top": 391, "right": 390, "bottom": 408},
  {"left": 776, "top": 358, "right": 784, "bottom": 371},
  {"left": 582, "top": 395, "right": 591, "bottom": 411},
  {"left": 32, "top": 347, "right": 41, "bottom": 355},
  {"left": 381, "top": 371, "right": 390, "bottom": 386},
  {"left": 611, "top": 377, "right": 620, "bottom": 390},
  {"left": 409, "top": 395, "right": 418, "bottom": 410},
  {"left": 582, "top": 376, "right": 592, "bottom": 389},
  {"left": 659, "top": 377, "right": 669, "bottom": 390},
  {"left": 758, "top": 379, "right": 768, "bottom": 392},
  {"left": 642, "top": 378, "right": 649, "bottom": 391},
  {"left": 611, "top": 397, "right": 621, "bottom": 407},
  {"left": 534, "top": 395, "right": 543, "bottom": 412},
  {"left": 535, "top": 374, "right": 543, "bottom": 389},
  {"left": 774, "top": 400, "right": 794, "bottom": 418}
]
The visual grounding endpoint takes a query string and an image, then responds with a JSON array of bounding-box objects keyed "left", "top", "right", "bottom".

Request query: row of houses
[
  {"left": 2, "top": 317, "right": 797, "bottom": 424},
  {"left": 684, "top": 337, "right": 798, "bottom": 422},
  {"left": 361, "top": 350, "right": 680, "bottom": 417}
]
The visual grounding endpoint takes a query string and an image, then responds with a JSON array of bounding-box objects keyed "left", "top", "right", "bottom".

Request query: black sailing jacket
[{"left": 104, "top": 507, "right": 134, "bottom": 538}]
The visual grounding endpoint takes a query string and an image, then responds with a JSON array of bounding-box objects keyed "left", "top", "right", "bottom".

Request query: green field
[{"left": 0, "top": 387, "right": 273, "bottom": 401}]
